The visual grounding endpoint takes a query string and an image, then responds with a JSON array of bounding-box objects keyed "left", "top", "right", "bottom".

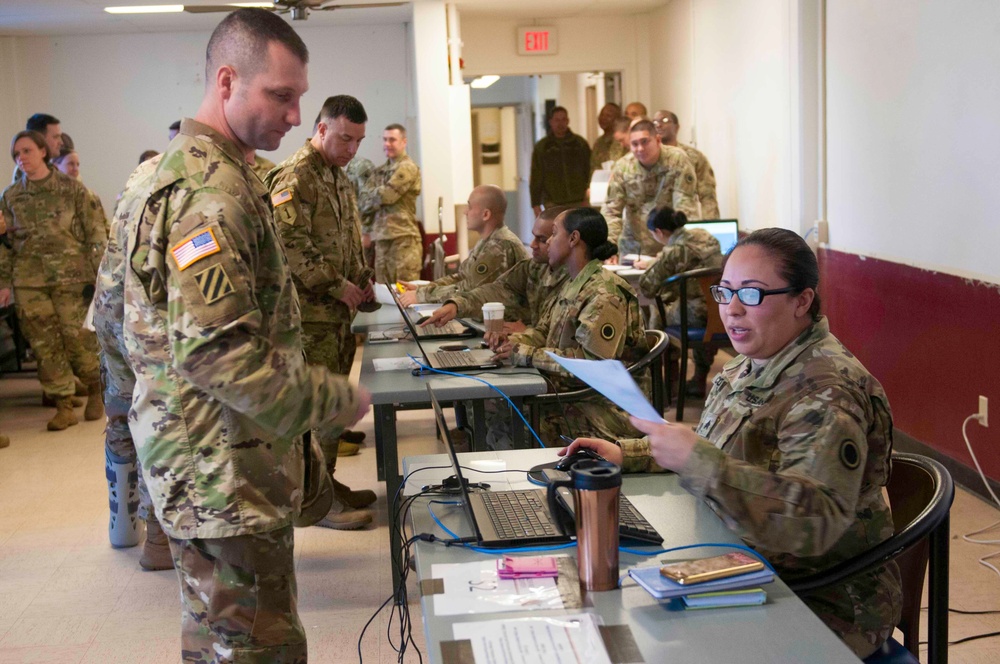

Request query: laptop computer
[
  {"left": 389, "top": 285, "right": 501, "bottom": 372},
  {"left": 686, "top": 218, "right": 740, "bottom": 254},
  {"left": 385, "top": 284, "right": 476, "bottom": 340},
  {"left": 428, "top": 385, "right": 572, "bottom": 548}
]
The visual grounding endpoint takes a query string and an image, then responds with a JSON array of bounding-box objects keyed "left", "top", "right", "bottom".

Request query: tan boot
[
  {"left": 47, "top": 398, "right": 79, "bottom": 431},
  {"left": 0, "top": 435, "right": 9, "bottom": 449},
  {"left": 41, "top": 393, "right": 84, "bottom": 407},
  {"left": 333, "top": 478, "right": 377, "bottom": 509},
  {"left": 84, "top": 381, "right": 105, "bottom": 421},
  {"left": 337, "top": 440, "right": 361, "bottom": 457},
  {"left": 140, "top": 517, "right": 175, "bottom": 571},
  {"left": 74, "top": 377, "right": 87, "bottom": 396},
  {"left": 316, "top": 497, "right": 372, "bottom": 530}
]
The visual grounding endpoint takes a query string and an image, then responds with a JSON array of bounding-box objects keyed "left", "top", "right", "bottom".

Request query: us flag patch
[
  {"left": 272, "top": 189, "right": 293, "bottom": 206},
  {"left": 171, "top": 229, "right": 221, "bottom": 270},
  {"left": 192, "top": 264, "right": 234, "bottom": 305}
]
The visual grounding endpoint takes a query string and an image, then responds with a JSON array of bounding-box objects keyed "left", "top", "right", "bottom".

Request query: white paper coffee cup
[{"left": 482, "top": 302, "right": 505, "bottom": 334}]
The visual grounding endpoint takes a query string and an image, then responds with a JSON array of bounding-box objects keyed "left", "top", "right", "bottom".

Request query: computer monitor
[{"left": 686, "top": 219, "right": 739, "bottom": 255}]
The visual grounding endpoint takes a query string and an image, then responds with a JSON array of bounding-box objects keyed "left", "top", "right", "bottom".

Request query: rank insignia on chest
[
  {"left": 272, "top": 189, "right": 293, "bottom": 207},
  {"left": 193, "top": 264, "right": 234, "bottom": 305},
  {"left": 171, "top": 229, "right": 221, "bottom": 270},
  {"left": 476, "top": 263, "right": 488, "bottom": 275}
]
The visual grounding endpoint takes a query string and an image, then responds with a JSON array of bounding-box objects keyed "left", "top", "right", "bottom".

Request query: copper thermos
[{"left": 547, "top": 459, "right": 621, "bottom": 592}]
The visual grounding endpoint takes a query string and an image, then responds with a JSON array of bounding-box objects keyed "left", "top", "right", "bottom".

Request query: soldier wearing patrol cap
[
  {"left": 562, "top": 228, "right": 901, "bottom": 659},
  {"left": 397, "top": 184, "right": 528, "bottom": 308},
  {"left": 266, "top": 94, "right": 377, "bottom": 530},
  {"left": 491, "top": 207, "right": 648, "bottom": 446},
  {"left": 358, "top": 123, "right": 422, "bottom": 283},
  {"left": 114, "top": 9, "right": 370, "bottom": 661},
  {"left": 601, "top": 120, "right": 699, "bottom": 257}
]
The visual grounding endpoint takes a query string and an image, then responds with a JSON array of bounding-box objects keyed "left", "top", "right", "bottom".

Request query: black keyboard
[
  {"left": 619, "top": 494, "right": 663, "bottom": 544},
  {"left": 480, "top": 490, "right": 560, "bottom": 539}
]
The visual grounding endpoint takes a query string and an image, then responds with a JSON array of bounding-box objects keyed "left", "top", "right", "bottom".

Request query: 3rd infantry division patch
[{"left": 193, "top": 264, "right": 234, "bottom": 305}]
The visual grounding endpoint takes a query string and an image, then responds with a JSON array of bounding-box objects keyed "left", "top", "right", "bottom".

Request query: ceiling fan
[{"left": 184, "top": 1, "right": 406, "bottom": 21}]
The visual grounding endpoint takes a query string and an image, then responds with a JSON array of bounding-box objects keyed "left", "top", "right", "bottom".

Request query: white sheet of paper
[
  {"left": 451, "top": 613, "right": 612, "bottom": 664},
  {"left": 372, "top": 357, "right": 419, "bottom": 372},
  {"left": 545, "top": 353, "right": 666, "bottom": 423},
  {"left": 431, "top": 560, "right": 563, "bottom": 616},
  {"left": 374, "top": 283, "right": 396, "bottom": 305}
]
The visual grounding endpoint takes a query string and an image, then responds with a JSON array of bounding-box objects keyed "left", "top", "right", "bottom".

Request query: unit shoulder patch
[
  {"left": 193, "top": 263, "right": 235, "bottom": 305},
  {"left": 475, "top": 263, "right": 488, "bottom": 275},
  {"left": 600, "top": 323, "right": 616, "bottom": 340},
  {"left": 839, "top": 440, "right": 861, "bottom": 470}
]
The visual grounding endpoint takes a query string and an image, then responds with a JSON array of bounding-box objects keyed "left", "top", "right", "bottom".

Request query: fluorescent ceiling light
[
  {"left": 105, "top": 5, "right": 184, "bottom": 13},
  {"left": 228, "top": 3, "right": 275, "bottom": 7},
  {"left": 470, "top": 75, "right": 500, "bottom": 89}
]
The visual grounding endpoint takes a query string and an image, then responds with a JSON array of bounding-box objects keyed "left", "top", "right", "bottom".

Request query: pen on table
[{"left": 559, "top": 435, "right": 575, "bottom": 445}]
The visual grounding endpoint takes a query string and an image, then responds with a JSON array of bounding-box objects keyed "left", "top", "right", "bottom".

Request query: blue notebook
[
  {"left": 628, "top": 565, "right": 775, "bottom": 600},
  {"left": 682, "top": 588, "right": 767, "bottom": 609}
]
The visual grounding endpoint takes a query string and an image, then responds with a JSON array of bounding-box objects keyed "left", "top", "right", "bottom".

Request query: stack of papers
[{"left": 628, "top": 564, "right": 774, "bottom": 601}]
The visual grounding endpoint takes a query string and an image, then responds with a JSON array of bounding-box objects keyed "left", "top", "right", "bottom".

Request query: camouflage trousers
[
  {"left": 374, "top": 236, "right": 422, "bottom": 284},
  {"left": 168, "top": 525, "right": 306, "bottom": 664},
  {"left": 100, "top": 358, "right": 151, "bottom": 519},
  {"left": 486, "top": 392, "right": 640, "bottom": 450},
  {"left": 15, "top": 285, "right": 100, "bottom": 396},
  {"left": 301, "top": 321, "right": 356, "bottom": 472}
]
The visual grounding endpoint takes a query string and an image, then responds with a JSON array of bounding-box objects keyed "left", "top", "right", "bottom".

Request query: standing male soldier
[
  {"left": 590, "top": 103, "right": 625, "bottom": 173},
  {"left": 266, "top": 95, "right": 376, "bottom": 530},
  {"left": 116, "top": 10, "right": 369, "bottom": 661},
  {"left": 602, "top": 120, "right": 699, "bottom": 256},
  {"left": 530, "top": 106, "right": 591, "bottom": 216},
  {"left": 653, "top": 110, "right": 720, "bottom": 219},
  {"left": 398, "top": 185, "right": 528, "bottom": 307},
  {"left": 419, "top": 205, "right": 573, "bottom": 333},
  {"left": 359, "top": 124, "right": 422, "bottom": 283}
]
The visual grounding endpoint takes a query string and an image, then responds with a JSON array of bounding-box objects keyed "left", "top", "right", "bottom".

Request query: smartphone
[{"left": 660, "top": 552, "right": 764, "bottom": 585}]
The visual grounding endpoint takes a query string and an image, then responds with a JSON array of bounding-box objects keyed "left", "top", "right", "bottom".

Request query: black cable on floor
[
  {"left": 921, "top": 606, "right": 1000, "bottom": 615},
  {"left": 920, "top": 630, "right": 1000, "bottom": 647}
]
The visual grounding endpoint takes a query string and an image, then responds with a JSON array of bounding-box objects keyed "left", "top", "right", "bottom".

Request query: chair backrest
[{"left": 695, "top": 272, "right": 727, "bottom": 343}]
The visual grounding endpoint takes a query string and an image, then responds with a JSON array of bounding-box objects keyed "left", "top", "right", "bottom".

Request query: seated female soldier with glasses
[{"left": 560, "top": 227, "right": 901, "bottom": 658}]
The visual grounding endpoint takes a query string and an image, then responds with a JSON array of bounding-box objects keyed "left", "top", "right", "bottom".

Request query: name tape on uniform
[{"left": 171, "top": 228, "right": 221, "bottom": 271}]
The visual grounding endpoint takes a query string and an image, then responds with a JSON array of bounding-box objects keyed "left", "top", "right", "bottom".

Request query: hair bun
[{"left": 592, "top": 241, "right": 618, "bottom": 262}]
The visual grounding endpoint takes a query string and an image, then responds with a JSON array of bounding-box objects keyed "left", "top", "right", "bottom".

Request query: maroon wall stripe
[{"left": 818, "top": 248, "right": 1000, "bottom": 481}]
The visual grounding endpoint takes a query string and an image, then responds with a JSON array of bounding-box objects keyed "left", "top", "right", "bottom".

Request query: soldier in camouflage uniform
[
  {"left": 492, "top": 208, "right": 648, "bottom": 446},
  {"left": 0, "top": 130, "right": 106, "bottom": 431},
  {"left": 93, "top": 153, "right": 175, "bottom": 568},
  {"left": 345, "top": 155, "right": 376, "bottom": 268},
  {"left": 562, "top": 229, "right": 900, "bottom": 659},
  {"left": 397, "top": 185, "right": 528, "bottom": 307},
  {"left": 265, "top": 95, "right": 377, "bottom": 530},
  {"left": 250, "top": 152, "right": 277, "bottom": 182},
  {"left": 358, "top": 124, "right": 422, "bottom": 283},
  {"left": 654, "top": 110, "right": 720, "bottom": 219},
  {"left": 590, "top": 103, "right": 626, "bottom": 173},
  {"left": 601, "top": 120, "right": 699, "bottom": 256},
  {"left": 53, "top": 133, "right": 112, "bottom": 238},
  {"left": 420, "top": 205, "right": 572, "bottom": 332},
  {"left": 116, "top": 11, "right": 369, "bottom": 662}
]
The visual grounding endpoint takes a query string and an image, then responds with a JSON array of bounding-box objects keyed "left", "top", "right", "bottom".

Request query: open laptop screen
[{"left": 686, "top": 219, "right": 739, "bottom": 255}]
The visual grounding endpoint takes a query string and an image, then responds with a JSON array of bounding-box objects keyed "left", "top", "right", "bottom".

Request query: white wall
[
  {"left": 826, "top": 0, "right": 1000, "bottom": 283},
  {"left": 648, "top": 0, "right": 693, "bottom": 141},
  {"left": 0, "top": 23, "right": 411, "bottom": 217}
]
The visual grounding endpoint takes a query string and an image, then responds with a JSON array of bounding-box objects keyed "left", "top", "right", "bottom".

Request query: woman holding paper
[
  {"left": 490, "top": 207, "right": 648, "bottom": 445},
  {"left": 561, "top": 228, "right": 900, "bottom": 659}
]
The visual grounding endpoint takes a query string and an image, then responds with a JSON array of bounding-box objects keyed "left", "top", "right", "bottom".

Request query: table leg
[
  {"left": 376, "top": 403, "right": 406, "bottom": 601},
  {"left": 928, "top": 513, "right": 950, "bottom": 664},
  {"left": 510, "top": 397, "right": 528, "bottom": 448},
  {"left": 471, "top": 400, "right": 487, "bottom": 451}
]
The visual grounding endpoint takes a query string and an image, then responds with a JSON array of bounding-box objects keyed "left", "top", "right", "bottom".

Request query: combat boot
[
  {"left": 140, "top": 517, "right": 175, "bottom": 571},
  {"left": 41, "top": 393, "right": 84, "bottom": 407},
  {"left": 74, "top": 377, "right": 87, "bottom": 396},
  {"left": 47, "top": 398, "right": 79, "bottom": 431},
  {"left": 316, "top": 497, "right": 372, "bottom": 530},
  {"left": 106, "top": 449, "right": 144, "bottom": 548},
  {"left": 333, "top": 478, "right": 377, "bottom": 509},
  {"left": 0, "top": 434, "right": 9, "bottom": 449},
  {"left": 84, "top": 381, "right": 105, "bottom": 421},
  {"left": 340, "top": 429, "right": 366, "bottom": 444}
]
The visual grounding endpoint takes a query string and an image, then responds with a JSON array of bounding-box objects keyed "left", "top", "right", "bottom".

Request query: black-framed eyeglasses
[{"left": 710, "top": 285, "right": 798, "bottom": 306}]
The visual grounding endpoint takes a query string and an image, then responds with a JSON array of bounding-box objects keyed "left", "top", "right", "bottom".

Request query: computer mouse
[
  {"left": 554, "top": 448, "right": 607, "bottom": 472},
  {"left": 439, "top": 344, "right": 469, "bottom": 352}
]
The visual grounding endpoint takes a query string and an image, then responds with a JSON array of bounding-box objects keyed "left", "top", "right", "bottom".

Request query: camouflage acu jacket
[
  {"left": 416, "top": 225, "right": 528, "bottom": 303},
  {"left": 266, "top": 141, "right": 368, "bottom": 323},
  {"left": 637, "top": 226, "right": 722, "bottom": 304},
  {"left": 620, "top": 318, "right": 901, "bottom": 656},
  {"left": 0, "top": 168, "right": 107, "bottom": 288},
  {"left": 121, "top": 119, "right": 360, "bottom": 539},
  {"left": 679, "top": 143, "right": 720, "bottom": 219},
  {"left": 358, "top": 153, "right": 422, "bottom": 241},
  {"left": 447, "top": 259, "right": 569, "bottom": 325},
  {"left": 601, "top": 146, "right": 699, "bottom": 255},
  {"left": 590, "top": 133, "right": 626, "bottom": 173}
]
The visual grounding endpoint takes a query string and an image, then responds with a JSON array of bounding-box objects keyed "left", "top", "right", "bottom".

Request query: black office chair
[
  {"left": 656, "top": 267, "right": 731, "bottom": 420},
  {"left": 524, "top": 329, "right": 669, "bottom": 438},
  {"left": 787, "top": 453, "right": 954, "bottom": 664}
]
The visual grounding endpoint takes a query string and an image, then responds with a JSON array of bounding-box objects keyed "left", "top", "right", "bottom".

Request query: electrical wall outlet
[{"left": 977, "top": 396, "right": 989, "bottom": 427}]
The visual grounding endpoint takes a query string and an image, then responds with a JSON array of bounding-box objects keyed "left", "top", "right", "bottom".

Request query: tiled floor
[{"left": 2, "top": 356, "right": 999, "bottom": 663}]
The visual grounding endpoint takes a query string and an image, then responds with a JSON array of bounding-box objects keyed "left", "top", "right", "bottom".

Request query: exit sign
[{"left": 517, "top": 26, "right": 558, "bottom": 55}]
